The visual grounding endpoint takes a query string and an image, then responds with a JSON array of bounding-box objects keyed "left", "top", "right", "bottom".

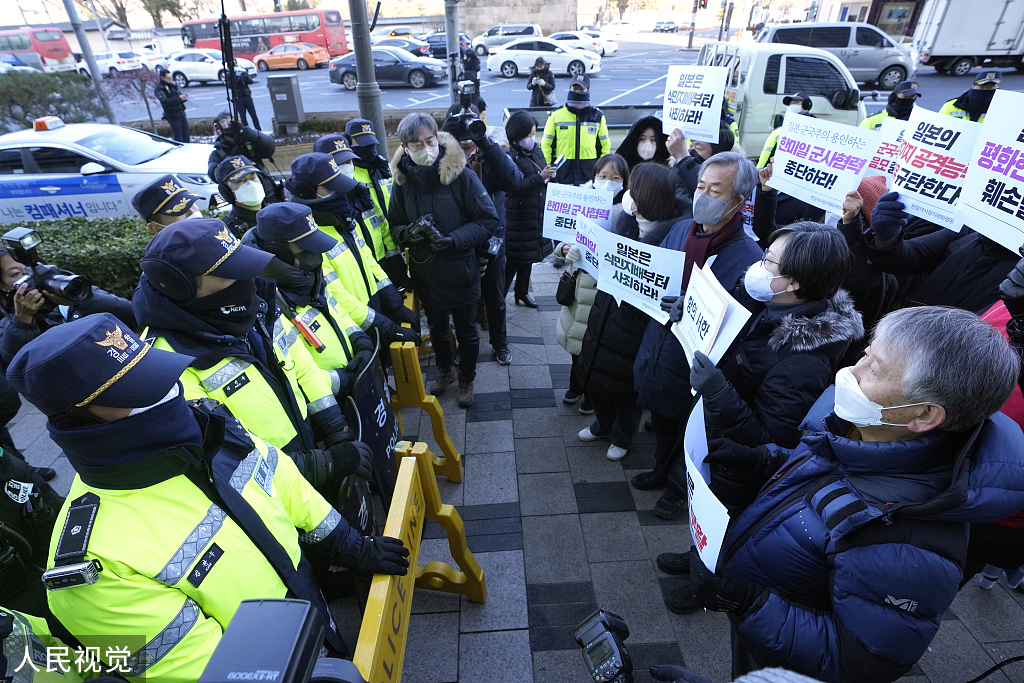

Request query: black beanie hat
[{"left": 505, "top": 111, "right": 538, "bottom": 145}]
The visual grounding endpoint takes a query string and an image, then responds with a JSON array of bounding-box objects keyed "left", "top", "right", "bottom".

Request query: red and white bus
[
  {"left": 0, "top": 28, "right": 76, "bottom": 72},
  {"left": 180, "top": 9, "right": 347, "bottom": 61}
]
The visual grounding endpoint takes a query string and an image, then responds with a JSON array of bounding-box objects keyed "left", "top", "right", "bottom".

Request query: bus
[
  {"left": 0, "top": 28, "right": 76, "bottom": 72},
  {"left": 180, "top": 9, "right": 347, "bottom": 61}
]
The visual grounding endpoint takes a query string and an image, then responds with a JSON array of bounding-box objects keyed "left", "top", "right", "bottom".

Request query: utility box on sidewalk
[{"left": 267, "top": 75, "right": 305, "bottom": 134}]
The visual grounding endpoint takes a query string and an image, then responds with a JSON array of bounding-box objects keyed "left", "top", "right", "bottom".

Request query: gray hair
[
  {"left": 699, "top": 151, "right": 758, "bottom": 202},
  {"left": 872, "top": 306, "right": 1020, "bottom": 432},
  {"left": 397, "top": 113, "right": 437, "bottom": 144}
]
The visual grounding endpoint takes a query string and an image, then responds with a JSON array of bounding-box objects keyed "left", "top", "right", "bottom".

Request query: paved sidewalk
[{"left": 11, "top": 259, "right": 1024, "bottom": 683}]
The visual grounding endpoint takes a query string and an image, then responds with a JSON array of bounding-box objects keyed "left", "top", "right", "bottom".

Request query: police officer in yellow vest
[
  {"left": 242, "top": 202, "right": 375, "bottom": 392},
  {"left": 939, "top": 70, "right": 1001, "bottom": 122},
  {"left": 860, "top": 80, "right": 921, "bottom": 131},
  {"left": 131, "top": 218, "right": 373, "bottom": 487},
  {"left": 286, "top": 153, "right": 420, "bottom": 347},
  {"left": 758, "top": 91, "right": 814, "bottom": 169},
  {"left": 0, "top": 606, "right": 125, "bottom": 682},
  {"left": 542, "top": 74, "right": 610, "bottom": 186},
  {"left": 5, "top": 314, "right": 409, "bottom": 682}
]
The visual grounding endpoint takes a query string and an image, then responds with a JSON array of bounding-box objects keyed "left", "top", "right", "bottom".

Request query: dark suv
[{"left": 421, "top": 32, "right": 472, "bottom": 59}]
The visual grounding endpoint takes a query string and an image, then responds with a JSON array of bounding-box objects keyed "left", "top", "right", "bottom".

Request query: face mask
[
  {"left": 833, "top": 366, "right": 932, "bottom": 427},
  {"left": 594, "top": 178, "right": 623, "bottom": 194},
  {"left": 637, "top": 141, "right": 657, "bottom": 161},
  {"left": 888, "top": 94, "right": 915, "bottom": 120},
  {"left": 742, "top": 260, "right": 787, "bottom": 302},
  {"left": 519, "top": 136, "right": 536, "bottom": 152},
  {"left": 788, "top": 103, "right": 804, "bottom": 114},
  {"left": 234, "top": 179, "right": 265, "bottom": 208},
  {"left": 692, "top": 191, "right": 738, "bottom": 226},
  {"left": 407, "top": 143, "right": 439, "bottom": 166},
  {"left": 309, "top": 191, "right": 355, "bottom": 221},
  {"left": 621, "top": 189, "right": 635, "bottom": 216},
  {"left": 353, "top": 145, "right": 376, "bottom": 162},
  {"left": 967, "top": 88, "right": 996, "bottom": 113},
  {"left": 294, "top": 250, "right": 323, "bottom": 273},
  {"left": 339, "top": 163, "right": 356, "bottom": 179},
  {"left": 180, "top": 278, "right": 259, "bottom": 337},
  {"left": 566, "top": 90, "right": 591, "bottom": 110},
  {"left": 129, "top": 383, "right": 181, "bottom": 417}
]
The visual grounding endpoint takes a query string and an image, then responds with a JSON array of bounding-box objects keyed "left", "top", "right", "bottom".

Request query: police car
[{"left": 0, "top": 117, "right": 222, "bottom": 223}]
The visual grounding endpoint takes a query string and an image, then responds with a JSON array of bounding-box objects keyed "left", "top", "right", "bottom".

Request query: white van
[{"left": 696, "top": 42, "right": 866, "bottom": 160}]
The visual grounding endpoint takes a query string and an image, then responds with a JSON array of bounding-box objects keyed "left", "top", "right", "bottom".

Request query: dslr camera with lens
[
  {"left": 2, "top": 227, "right": 91, "bottom": 303},
  {"left": 450, "top": 80, "right": 487, "bottom": 142},
  {"left": 405, "top": 214, "right": 446, "bottom": 246}
]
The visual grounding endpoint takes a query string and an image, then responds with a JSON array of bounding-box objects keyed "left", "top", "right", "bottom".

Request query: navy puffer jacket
[{"left": 721, "top": 388, "right": 1024, "bottom": 683}]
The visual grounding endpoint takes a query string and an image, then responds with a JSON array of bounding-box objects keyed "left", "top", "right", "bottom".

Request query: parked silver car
[
  {"left": 756, "top": 22, "right": 916, "bottom": 89},
  {"left": 472, "top": 24, "right": 543, "bottom": 56}
]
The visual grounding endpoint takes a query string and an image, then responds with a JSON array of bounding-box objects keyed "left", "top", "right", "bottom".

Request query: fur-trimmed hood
[
  {"left": 768, "top": 289, "right": 864, "bottom": 353},
  {"left": 390, "top": 130, "right": 466, "bottom": 187}
]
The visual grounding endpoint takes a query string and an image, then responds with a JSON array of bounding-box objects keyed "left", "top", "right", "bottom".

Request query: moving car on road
[
  {"left": 654, "top": 20, "right": 680, "bottom": 32},
  {"left": 158, "top": 49, "right": 258, "bottom": 88},
  {"left": 472, "top": 24, "right": 543, "bottom": 56},
  {"left": 371, "top": 26, "right": 415, "bottom": 42},
  {"left": 584, "top": 31, "right": 619, "bottom": 56},
  {"left": 253, "top": 42, "right": 330, "bottom": 71},
  {"left": 329, "top": 46, "right": 446, "bottom": 89},
  {"left": 488, "top": 37, "right": 601, "bottom": 78},
  {"left": 419, "top": 31, "right": 472, "bottom": 59},
  {"left": 76, "top": 51, "right": 143, "bottom": 77},
  {"left": 548, "top": 31, "right": 603, "bottom": 54},
  {"left": 375, "top": 37, "right": 433, "bottom": 58}
]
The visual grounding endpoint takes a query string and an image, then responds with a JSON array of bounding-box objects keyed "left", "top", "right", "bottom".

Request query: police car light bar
[{"left": 34, "top": 117, "right": 66, "bottom": 131}]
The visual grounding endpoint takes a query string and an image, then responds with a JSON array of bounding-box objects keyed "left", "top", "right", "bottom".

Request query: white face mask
[
  {"left": 594, "top": 178, "right": 623, "bottom": 194},
  {"left": 128, "top": 383, "right": 181, "bottom": 417},
  {"left": 833, "top": 366, "right": 932, "bottom": 427},
  {"left": 339, "top": 162, "right": 356, "bottom": 179},
  {"left": 407, "top": 143, "right": 439, "bottom": 167},
  {"left": 742, "top": 260, "right": 786, "bottom": 302},
  {"left": 637, "top": 140, "right": 657, "bottom": 161},
  {"left": 788, "top": 102, "right": 804, "bottom": 114},
  {"left": 621, "top": 189, "right": 635, "bottom": 216},
  {"left": 234, "top": 179, "right": 265, "bottom": 208}
]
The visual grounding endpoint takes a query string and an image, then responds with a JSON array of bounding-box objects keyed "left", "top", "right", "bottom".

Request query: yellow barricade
[{"left": 353, "top": 442, "right": 486, "bottom": 683}]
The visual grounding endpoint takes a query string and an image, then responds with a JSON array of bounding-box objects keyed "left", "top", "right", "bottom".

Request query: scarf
[{"left": 680, "top": 211, "right": 743, "bottom": 291}]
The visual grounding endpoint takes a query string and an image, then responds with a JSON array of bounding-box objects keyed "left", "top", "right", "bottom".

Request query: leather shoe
[
  {"left": 654, "top": 489, "right": 686, "bottom": 520},
  {"left": 656, "top": 552, "right": 691, "bottom": 575},
  {"left": 515, "top": 294, "right": 538, "bottom": 308},
  {"left": 631, "top": 471, "right": 668, "bottom": 490},
  {"left": 665, "top": 583, "right": 702, "bottom": 614},
  {"left": 33, "top": 467, "right": 56, "bottom": 482}
]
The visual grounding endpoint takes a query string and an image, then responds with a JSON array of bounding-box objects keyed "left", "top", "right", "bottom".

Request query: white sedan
[
  {"left": 158, "top": 49, "right": 258, "bottom": 88},
  {"left": 547, "top": 31, "right": 603, "bottom": 55},
  {"left": 76, "top": 50, "right": 143, "bottom": 77},
  {"left": 0, "top": 118, "right": 222, "bottom": 223},
  {"left": 584, "top": 31, "right": 618, "bottom": 56},
  {"left": 488, "top": 38, "right": 601, "bottom": 78}
]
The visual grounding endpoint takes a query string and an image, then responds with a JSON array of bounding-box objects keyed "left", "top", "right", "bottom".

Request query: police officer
[
  {"left": 131, "top": 218, "right": 373, "bottom": 484},
  {"left": 244, "top": 202, "right": 375, "bottom": 390},
  {"left": 940, "top": 70, "right": 1001, "bottom": 122},
  {"left": 286, "top": 153, "right": 420, "bottom": 347},
  {"left": 758, "top": 91, "right": 814, "bottom": 169},
  {"left": 213, "top": 155, "right": 279, "bottom": 238},
  {"left": 861, "top": 80, "right": 921, "bottom": 130},
  {"left": 6, "top": 314, "right": 409, "bottom": 680},
  {"left": 131, "top": 175, "right": 205, "bottom": 236},
  {"left": 311, "top": 136, "right": 386, "bottom": 263},
  {"left": 541, "top": 74, "right": 610, "bottom": 186},
  {"left": 0, "top": 606, "right": 122, "bottom": 682}
]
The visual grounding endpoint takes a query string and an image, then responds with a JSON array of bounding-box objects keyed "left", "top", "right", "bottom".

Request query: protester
[
  {"left": 758, "top": 92, "right": 813, "bottom": 168},
  {"left": 939, "top": 70, "right": 1000, "bottom": 122},
  {"left": 528, "top": 57, "right": 555, "bottom": 107},
  {"left": 542, "top": 74, "right": 610, "bottom": 186},
  {"left": 154, "top": 68, "right": 189, "bottom": 143},
  {"left": 616, "top": 115, "right": 670, "bottom": 169},
  {"left": 504, "top": 111, "right": 557, "bottom": 307},
  {"left": 860, "top": 80, "right": 921, "bottom": 130},
  {"left": 668, "top": 124, "right": 736, "bottom": 199}
]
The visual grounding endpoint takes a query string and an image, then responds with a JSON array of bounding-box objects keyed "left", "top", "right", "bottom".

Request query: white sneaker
[
  {"left": 578, "top": 427, "right": 607, "bottom": 442},
  {"left": 606, "top": 444, "right": 628, "bottom": 461}
]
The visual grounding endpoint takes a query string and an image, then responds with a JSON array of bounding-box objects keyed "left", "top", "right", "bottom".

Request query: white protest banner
[
  {"left": 686, "top": 445, "right": 730, "bottom": 573},
  {"left": 684, "top": 397, "right": 711, "bottom": 483},
  {"left": 542, "top": 184, "right": 613, "bottom": 242},
  {"left": 671, "top": 264, "right": 752, "bottom": 366},
  {"left": 956, "top": 90, "right": 1024, "bottom": 252},
  {"left": 865, "top": 116, "right": 907, "bottom": 179},
  {"left": 596, "top": 233, "right": 685, "bottom": 324},
  {"left": 891, "top": 106, "right": 979, "bottom": 230},
  {"left": 662, "top": 65, "right": 728, "bottom": 143},
  {"left": 765, "top": 112, "right": 874, "bottom": 214},
  {"left": 573, "top": 216, "right": 603, "bottom": 278}
]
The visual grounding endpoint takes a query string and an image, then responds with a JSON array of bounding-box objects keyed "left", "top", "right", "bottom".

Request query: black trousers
[
  {"left": 166, "top": 115, "right": 189, "bottom": 143},
  {"left": 504, "top": 260, "right": 533, "bottom": 299},
  {"left": 237, "top": 97, "right": 261, "bottom": 130},
  {"left": 590, "top": 391, "right": 640, "bottom": 449},
  {"left": 649, "top": 411, "right": 684, "bottom": 479},
  {"left": 427, "top": 301, "right": 479, "bottom": 382},
  {"left": 479, "top": 250, "right": 507, "bottom": 350},
  {"left": 962, "top": 522, "right": 1024, "bottom": 586}
]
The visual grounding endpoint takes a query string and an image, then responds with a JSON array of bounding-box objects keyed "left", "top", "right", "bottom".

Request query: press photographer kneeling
[{"left": 0, "top": 228, "right": 136, "bottom": 368}]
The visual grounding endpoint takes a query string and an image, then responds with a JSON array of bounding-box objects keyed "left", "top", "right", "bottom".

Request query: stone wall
[{"left": 458, "top": 0, "right": 580, "bottom": 37}]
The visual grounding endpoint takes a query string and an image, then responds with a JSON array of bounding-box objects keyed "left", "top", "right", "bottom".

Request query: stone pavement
[{"left": 9, "top": 258, "right": 1024, "bottom": 683}]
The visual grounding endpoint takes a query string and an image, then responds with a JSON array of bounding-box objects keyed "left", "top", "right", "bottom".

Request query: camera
[
  {"left": 405, "top": 214, "right": 446, "bottom": 246},
  {"left": 449, "top": 80, "right": 487, "bottom": 142},
  {"left": 574, "top": 609, "right": 633, "bottom": 683},
  {"left": 2, "top": 228, "right": 91, "bottom": 303}
]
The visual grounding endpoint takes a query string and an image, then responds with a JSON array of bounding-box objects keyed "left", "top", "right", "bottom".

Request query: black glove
[
  {"left": 343, "top": 535, "right": 410, "bottom": 575},
  {"left": 291, "top": 448, "right": 338, "bottom": 490},
  {"left": 690, "top": 351, "right": 728, "bottom": 397},
  {"left": 345, "top": 348, "right": 375, "bottom": 376},
  {"left": 379, "top": 252, "right": 413, "bottom": 291},
  {"left": 869, "top": 191, "right": 907, "bottom": 242},
  {"left": 999, "top": 249, "right": 1024, "bottom": 321},
  {"left": 661, "top": 295, "right": 679, "bottom": 313},
  {"left": 393, "top": 305, "right": 421, "bottom": 334},
  {"left": 649, "top": 665, "right": 714, "bottom": 683},
  {"left": 430, "top": 235, "right": 455, "bottom": 253},
  {"left": 322, "top": 425, "right": 356, "bottom": 448},
  {"left": 474, "top": 133, "right": 493, "bottom": 149},
  {"left": 327, "top": 439, "right": 373, "bottom": 481},
  {"left": 689, "top": 549, "right": 759, "bottom": 614},
  {"left": 704, "top": 438, "right": 780, "bottom": 477},
  {"left": 668, "top": 296, "right": 686, "bottom": 323},
  {"left": 392, "top": 325, "right": 422, "bottom": 345}
]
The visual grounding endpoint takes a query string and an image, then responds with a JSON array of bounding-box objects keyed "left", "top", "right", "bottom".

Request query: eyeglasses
[{"left": 761, "top": 256, "right": 780, "bottom": 268}]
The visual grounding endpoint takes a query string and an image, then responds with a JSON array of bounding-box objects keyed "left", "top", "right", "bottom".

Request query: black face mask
[
  {"left": 180, "top": 279, "right": 259, "bottom": 336},
  {"left": 309, "top": 191, "right": 356, "bottom": 221},
  {"left": 353, "top": 145, "right": 377, "bottom": 162},
  {"left": 294, "top": 250, "right": 323, "bottom": 273},
  {"left": 887, "top": 94, "right": 915, "bottom": 120},
  {"left": 967, "top": 88, "right": 996, "bottom": 117}
]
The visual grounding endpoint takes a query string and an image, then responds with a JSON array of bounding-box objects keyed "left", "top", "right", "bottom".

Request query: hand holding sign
[{"left": 662, "top": 65, "right": 728, "bottom": 143}]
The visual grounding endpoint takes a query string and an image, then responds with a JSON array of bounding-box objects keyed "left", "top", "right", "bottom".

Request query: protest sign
[
  {"left": 956, "top": 90, "right": 1024, "bottom": 252},
  {"left": 672, "top": 264, "right": 752, "bottom": 365},
  {"left": 891, "top": 107, "right": 979, "bottom": 230},
  {"left": 684, "top": 397, "right": 710, "bottom": 483},
  {"left": 542, "top": 184, "right": 613, "bottom": 242},
  {"left": 686, "top": 442, "right": 730, "bottom": 573},
  {"left": 662, "top": 65, "right": 729, "bottom": 143},
  {"left": 765, "top": 112, "right": 873, "bottom": 214},
  {"left": 596, "top": 234, "right": 685, "bottom": 324},
  {"left": 865, "top": 116, "right": 906, "bottom": 180},
  {"left": 739, "top": 186, "right": 757, "bottom": 241},
  {"left": 573, "top": 216, "right": 603, "bottom": 278}
]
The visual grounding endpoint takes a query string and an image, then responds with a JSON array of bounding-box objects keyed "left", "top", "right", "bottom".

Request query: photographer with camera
[
  {"left": 440, "top": 83, "right": 522, "bottom": 365},
  {"left": 388, "top": 113, "right": 500, "bottom": 407},
  {"left": 214, "top": 155, "right": 282, "bottom": 237},
  {"left": 154, "top": 68, "right": 189, "bottom": 143},
  {"left": 207, "top": 111, "right": 277, "bottom": 181},
  {"left": 233, "top": 66, "right": 261, "bottom": 130}
]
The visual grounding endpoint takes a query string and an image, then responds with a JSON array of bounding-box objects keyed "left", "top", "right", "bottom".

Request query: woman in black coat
[
  {"left": 503, "top": 111, "right": 557, "bottom": 306},
  {"left": 615, "top": 115, "right": 670, "bottom": 169},
  {"left": 527, "top": 57, "right": 555, "bottom": 107}
]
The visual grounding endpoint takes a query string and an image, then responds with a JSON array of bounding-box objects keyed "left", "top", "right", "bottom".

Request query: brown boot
[
  {"left": 456, "top": 380, "right": 475, "bottom": 408},
  {"left": 430, "top": 366, "right": 457, "bottom": 396}
]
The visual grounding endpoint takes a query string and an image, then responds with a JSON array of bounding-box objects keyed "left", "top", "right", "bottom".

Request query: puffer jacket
[
  {"left": 703, "top": 289, "right": 864, "bottom": 449},
  {"left": 721, "top": 389, "right": 1024, "bottom": 683},
  {"left": 505, "top": 142, "right": 553, "bottom": 264},
  {"left": 555, "top": 246, "right": 598, "bottom": 356},
  {"left": 388, "top": 131, "right": 499, "bottom": 311}
]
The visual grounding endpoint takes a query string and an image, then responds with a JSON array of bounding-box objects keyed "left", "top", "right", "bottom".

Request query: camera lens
[
  {"left": 467, "top": 118, "right": 486, "bottom": 140},
  {"left": 45, "top": 274, "right": 90, "bottom": 303}
]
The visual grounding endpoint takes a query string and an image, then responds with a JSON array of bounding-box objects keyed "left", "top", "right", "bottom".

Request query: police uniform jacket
[{"left": 541, "top": 104, "right": 610, "bottom": 186}]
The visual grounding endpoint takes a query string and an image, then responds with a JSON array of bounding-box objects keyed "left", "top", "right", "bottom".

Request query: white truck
[{"left": 912, "top": 0, "right": 1024, "bottom": 76}]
